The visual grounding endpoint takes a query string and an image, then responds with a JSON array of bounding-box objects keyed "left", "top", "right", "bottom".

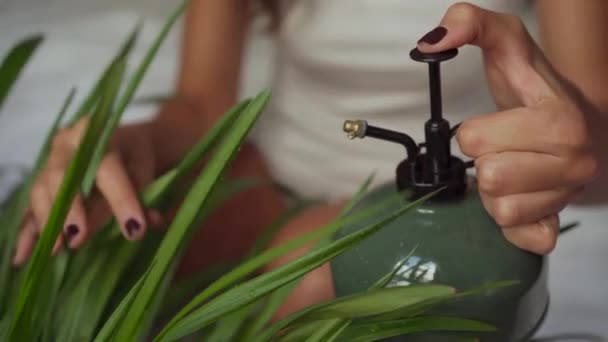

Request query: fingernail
[
  {"left": 64, "top": 224, "right": 79, "bottom": 242},
  {"left": 418, "top": 26, "right": 448, "bottom": 45},
  {"left": 125, "top": 218, "right": 141, "bottom": 237}
]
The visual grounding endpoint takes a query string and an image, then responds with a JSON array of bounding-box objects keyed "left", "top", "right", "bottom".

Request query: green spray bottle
[{"left": 330, "top": 48, "right": 549, "bottom": 341}]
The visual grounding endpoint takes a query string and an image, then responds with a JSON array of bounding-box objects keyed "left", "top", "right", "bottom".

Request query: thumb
[{"left": 416, "top": 3, "right": 534, "bottom": 57}]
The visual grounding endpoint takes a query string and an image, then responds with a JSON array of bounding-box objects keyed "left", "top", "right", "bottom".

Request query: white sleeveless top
[{"left": 253, "top": 0, "right": 532, "bottom": 200}]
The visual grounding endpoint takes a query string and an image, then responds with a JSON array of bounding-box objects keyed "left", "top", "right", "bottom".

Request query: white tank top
[{"left": 253, "top": 0, "right": 532, "bottom": 200}]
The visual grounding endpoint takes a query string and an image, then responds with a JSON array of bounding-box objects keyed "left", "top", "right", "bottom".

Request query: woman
[{"left": 12, "top": 0, "right": 606, "bottom": 317}]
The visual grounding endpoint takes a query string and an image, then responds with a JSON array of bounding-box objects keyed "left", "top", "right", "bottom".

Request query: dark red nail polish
[
  {"left": 64, "top": 224, "right": 79, "bottom": 241},
  {"left": 125, "top": 219, "right": 141, "bottom": 236},
  {"left": 418, "top": 26, "right": 448, "bottom": 45}
]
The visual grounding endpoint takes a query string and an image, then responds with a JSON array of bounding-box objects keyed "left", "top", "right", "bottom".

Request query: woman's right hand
[{"left": 12, "top": 118, "right": 159, "bottom": 265}]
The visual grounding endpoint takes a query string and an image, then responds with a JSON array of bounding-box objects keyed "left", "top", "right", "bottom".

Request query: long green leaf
[
  {"left": 305, "top": 246, "right": 418, "bottom": 342},
  {"left": 94, "top": 261, "right": 155, "bottom": 342},
  {"left": 340, "top": 316, "right": 495, "bottom": 342},
  {"left": 112, "top": 90, "right": 271, "bottom": 341},
  {"left": 158, "top": 262, "right": 238, "bottom": 317},
  {"left": 56, "top": 251, "right": 109, "bottom": 342},
  {"left": 159, "top": 191, "right": 438, "bottom": 341},
  {"left": 157, "top": 190, "right": 407, "bottom": 339},
  {"left": 268, "top": 284, "right": 453, "bottom": 342},
  {"left": 0, "top": 88, "right": 75, "bottom": 317},
  {"left": 366, "top": 280, "right": 520, "bottom": 324},
  {"left": 240, "top": 175, "right": 375, "bottom": 341},
  {"left": 0, "top": 35, "right": 43, "bottom": 112},
  {"left": 235, "top": 204, "right": 319, "bottom": 340},
  {"left": 207, "top": 302, "right": 257, "bottom": 342},
  {"left": 40, "top": 252, "right": 69, "bottom": 341},
  {"left": 7, "top": 61, "right": 123, "bottom": 340},
  {"left": 67, "top": 25, "right": 139, "bottom": 125},
  {"left": 290, "top": 285, "right": 454, "bottom": 324},
  {"left": 81, "top": 2, "right": 186, "bottom": 194}
]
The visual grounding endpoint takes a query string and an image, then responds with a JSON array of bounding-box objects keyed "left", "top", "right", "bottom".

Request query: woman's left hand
[{"left": 417, "top": 3, "right": 599, "bottom": 255}]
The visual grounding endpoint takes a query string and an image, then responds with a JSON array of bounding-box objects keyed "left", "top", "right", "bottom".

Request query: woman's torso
[{"left": 254, "top": 0, "right": 532, "bottom": 200}]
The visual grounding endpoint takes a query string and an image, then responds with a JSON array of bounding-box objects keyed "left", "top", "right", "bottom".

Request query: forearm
[
  {"left": 140, "top": 0, "right": 251, "bottom": 173},
  {"left": 536, "top": 0, "right": 608, "bottom": 113}
]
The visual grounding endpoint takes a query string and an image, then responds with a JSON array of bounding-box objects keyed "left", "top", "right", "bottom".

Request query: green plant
[{"left": 0, "top": 2, "right": 511, "bottom": 341}]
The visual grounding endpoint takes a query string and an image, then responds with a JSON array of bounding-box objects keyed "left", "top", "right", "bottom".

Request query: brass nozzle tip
[{"left": 343, "top": 120, "right": 367, "bottom": 139}]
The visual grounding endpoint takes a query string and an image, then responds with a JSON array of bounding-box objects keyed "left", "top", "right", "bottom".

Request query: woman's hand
[
  {"left": 417, "top": 3, "right": 599, "bottom": 254},
  {"left": 12, "top": 118, "right": 158, "bottom": 265}
]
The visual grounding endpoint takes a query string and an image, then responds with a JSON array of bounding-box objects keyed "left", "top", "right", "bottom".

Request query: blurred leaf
[
  {"left": 82, "top": 1, "right": 185, "bottom": 195},
  {"left": 111, "top": 90, "right": 270, "bottom": 341},
  {"left": 295, "top": 285, "right": 454, "bottom": 323},
  {"left": 0, "top": 35, "right": 43, "bottom": 112},
  {"left": 207, "top": 302, "right": 257, "bottom": 342},
  {"left": 0, "top": 88, "right": 75, "bottom": 318},
  {"left": 367, "top": 280, "right": 519, "bottom": 323},
  {"left": 40, "top": 252, "right": 69, "bottom": 341},
  {"left": 7, "top": 60, "right": 124, "bottom": 340},
  {"left": 158, "top": 262, "right": 238, "bottom": 317},
  {"left": 266, "top": 284, "right": 454, "bottom": 342},
  {"left": 158, "top": 190, "right": 438, "bottom": 341},
  {"left": 94, "top": 261, "right": 155, "bottom": 342},
  {"left": 67, "top": 25, "right": 139, "bottom": 125},
  {"left": 57, "top": 241, "right": 142, "bottom": 341},
  {"left": 240, "top": 175, "right": 375, "bottom": 341},
  {"left": 157, "top": 189, "right": 406, "bottom": 340},
  {"left": 339, "top": 316, "right": 495, "bottom": 342},
  {"left": 306, "top": 246, "right": 419, "bottom": 342}
]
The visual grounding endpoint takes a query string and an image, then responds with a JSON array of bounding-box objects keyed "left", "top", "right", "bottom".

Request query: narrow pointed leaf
[
  {"left": 157, "top": 191, "right": 408, "bottom": 339},
  {"left": 81, "top": 1, "right": 186, "bottom": 194},
  {"left": 112, "top": 90, "right": 271, "bottom": 341},
  {"left": 159, "top": 191, "right": 438, "bottom": 341},
  {"left": 290, "top": 285, "right": 455, "bottom": 324},
  {"left": 340, "top": 316, "right": 495, "bottom": 342},
  {"left": 242, "top": 175, "right": 375, "bottom": 341},
  {"left": 306, "top": 246, "right": 418, "bottom": 342},
  {"left": 7, "top": 62, "right": 123, "bottom": 340},
  {"left": 68, "top": 25, "right": 139, "bottom": 125},
  {"left": 94, "top": 261, "right": 155, "bottom": 342},
  {"left": 0, "top": 88, "right": 74, "bottom": 316},
  {"left": 0, "top": 35, "right": 43, "bottom": 111}
]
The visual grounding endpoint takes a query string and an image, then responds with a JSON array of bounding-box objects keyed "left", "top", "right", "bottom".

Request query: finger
[
  {"left": 480, "top": 188, "right": 580, "bottom": 228},
  {"left": 456, "top": 104, "right": 593, "bottom": 158},
  {"left": 95, "top": 152, "right": 146, "bottom": 240},
  {"left": 122, "top": 149, "right": 155, "bottom": 191},
  {"left": 29, "top": 179, "right": 53, "bottom": 235},
  {"left": 12, "top": 216, "right": 38, "bottom": 266},
  {"left": 63, "top": 195, "right": 88, "bottom": 249},
  {"left": 87, "top": 195, "right": 113, "bottom": 234},
  {"left": 44, "top": 169, "right": 88, "bottom": 249},
  {"left": 147, "top": 210, "right": 165, "bottom": 231},
  {"left": 52, "top": 234, "right": 64, "bottom": 256},
  {"left": 474, "top": 151, "right": 597, "bottom": 196},
  {"left": 502, "top": 214, "right": 560, "bottom": 255},
  {"left": 416, "top": 3, "right": 554, "bottom": 105}
]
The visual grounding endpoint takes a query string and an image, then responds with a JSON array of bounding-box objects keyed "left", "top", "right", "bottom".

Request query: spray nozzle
[{"left": 343, "top": 47, "right": 468, "bottom": 199}]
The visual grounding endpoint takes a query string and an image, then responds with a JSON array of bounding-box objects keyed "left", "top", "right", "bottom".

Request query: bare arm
[
  {"left": 536, "top": 0, "right": 608, "bottom": 112},
  {"left": 141, "top": 0, "right": 251, "bottom": 172}
]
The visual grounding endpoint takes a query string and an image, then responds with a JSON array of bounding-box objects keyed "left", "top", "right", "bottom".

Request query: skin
[{"left": 12, "top": 0, "right": 605, "bottom": 318}]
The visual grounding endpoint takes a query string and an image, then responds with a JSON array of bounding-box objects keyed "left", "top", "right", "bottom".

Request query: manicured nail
[
  {"left": 125, "top": 218, "right": 141, "bottom": 236},
  {"left": 64, "top": 224, "right": 79, "bottom": 242},
  {"left": 418, "top": 26, "right": 448, "bottom": 45}
]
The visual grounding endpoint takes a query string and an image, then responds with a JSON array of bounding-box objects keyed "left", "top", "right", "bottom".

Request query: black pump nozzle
[
  {"left": 343, "top": 47, "right": 467, "bottom": 200},
  {"left": 411, "top": 48, "right": 458, "bottom": 188}
]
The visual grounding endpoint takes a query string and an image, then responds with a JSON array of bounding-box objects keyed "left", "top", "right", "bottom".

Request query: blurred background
[{"left": 0, "top": 1, "right": 606, "bottom": 340}]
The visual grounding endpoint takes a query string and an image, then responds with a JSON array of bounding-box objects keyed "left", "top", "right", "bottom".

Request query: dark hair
[{"left": 258, "top": 0, "right": 280, "bottom": 29}]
